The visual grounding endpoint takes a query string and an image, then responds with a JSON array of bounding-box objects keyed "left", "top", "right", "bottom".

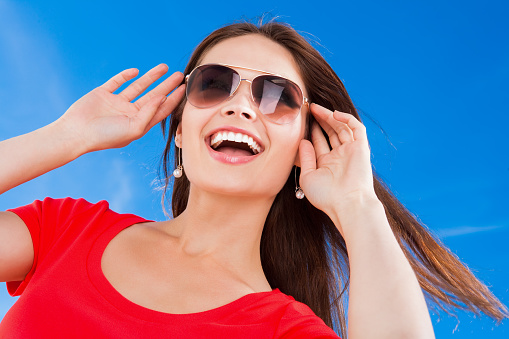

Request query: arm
[
  {"left": 0, "top": 119, "right": 85, "bottom": 195},
  {"left": 0, "top": 64, "right": 185, "bottom": 282},
  {"left": 330, "top": 196, "right": 434, "bottom": 338},
  {"left": 0, "top": 64, "right": 184, "bottom": 195},
  {"left": 298, "top": 104, "right": 434, "bottom": 339}
]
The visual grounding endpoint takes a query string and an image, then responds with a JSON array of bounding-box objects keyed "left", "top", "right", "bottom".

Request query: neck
[{"left": 166, "top": 185, "right": 275, "bottom": 290}]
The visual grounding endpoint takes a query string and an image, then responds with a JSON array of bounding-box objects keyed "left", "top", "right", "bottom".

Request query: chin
[{"left": 189, "top": 175, "right": 284, "bottom": 200}]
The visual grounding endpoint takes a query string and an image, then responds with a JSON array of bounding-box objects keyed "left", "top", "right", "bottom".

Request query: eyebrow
[{"left": 191, "top": 63, "right": 283, "bottom": 77}]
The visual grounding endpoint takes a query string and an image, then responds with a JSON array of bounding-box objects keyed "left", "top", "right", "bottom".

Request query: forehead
[{"left": 199, "top": 34, "right": 306, "bottom": 93}]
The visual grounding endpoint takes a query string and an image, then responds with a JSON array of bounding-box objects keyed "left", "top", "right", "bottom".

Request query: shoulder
[
  {"left": 273, "top": 291, "right": 340, "bottom": 338},
  {"left": 9, "top": 197, "right": 143, "bottom": 222},
  {"left": 7, "top": 196, "right": 148, "bottom": 241},
  {"left": 9, "top": 197, "right": 110, "bottom": 219}
]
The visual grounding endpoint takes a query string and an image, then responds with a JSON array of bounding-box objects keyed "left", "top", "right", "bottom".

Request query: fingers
[
  {"left": 132, "top": 95, "right": 169, "bottom": 136},
  {"left": 298, "top": 139, "right": 317, "bottom": 177},
  {"left": 145, "top": 84, "right": 186, "bottom": 130},
  {"left": 100, "top": 68, "right": 139, "bottom": 92},
  {"left": 119, "top": 64, "right": 169, "bottom": 102},
  {"left": 311, "top": 103, "right": 365, "bottom": 144},
  {"left": 311, "top": 106, "right": 343, "bottom": 148},
  {"left": 311, "top": 104, "right": 354, "bottom": 144},
  {"left": 100, "top": 65, "right": 184, "bottom": 109},
  {"left": 134, "top": 70, "right": 184, "bottom": 108},
  {"left": 332, "top": 110, "right": 367, "bottom": 141},
  {"left": 310, "top": 122, "right": 331, "bottom": 159}
]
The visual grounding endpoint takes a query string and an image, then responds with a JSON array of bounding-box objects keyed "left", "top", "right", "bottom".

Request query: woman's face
[{"left": 177, "top": 34, "right": 308, "bottom": 198}]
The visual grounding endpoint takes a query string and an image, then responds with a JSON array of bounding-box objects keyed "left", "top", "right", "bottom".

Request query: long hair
[{"left": 161, "top": 20, "right": 508, "bottom": 337}]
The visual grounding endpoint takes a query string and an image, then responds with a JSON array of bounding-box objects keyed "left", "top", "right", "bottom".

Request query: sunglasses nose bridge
[
  {"left": 230, "top": 78, "right": 255, "bottom": 104},
  {"left": 239, "top": 78, "right": 253, "bottom": 94},
  {"left": 221, "top": 78, "right": 259, "bottom": 122}
]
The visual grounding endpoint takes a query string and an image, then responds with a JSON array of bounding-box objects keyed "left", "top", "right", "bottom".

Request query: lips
[
  {"left": 205, "top": 127, "right": 265, "bottom": 163},
  {"left": 210, "top": 131, "right": 262, "bottom": 155}
]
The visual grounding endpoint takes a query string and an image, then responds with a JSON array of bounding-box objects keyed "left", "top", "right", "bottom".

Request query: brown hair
[{"left": 161, "top": 20, "right": 508, "bottom": 336}]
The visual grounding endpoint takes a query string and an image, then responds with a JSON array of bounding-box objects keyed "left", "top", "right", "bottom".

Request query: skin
[{"left": 0, "top": 34, "right": 435, "bottom": 338}]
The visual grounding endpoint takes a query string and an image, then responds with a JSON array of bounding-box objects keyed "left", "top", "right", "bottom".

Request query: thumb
[
  {"left": 135, "top": 95, "right": 167, "bottom": 133},
  {"left": 146, "top": 84, "right": 186, "bottom": 130},
  {"left": 299, "top": 139, "right": 317, "bottom": 178}
]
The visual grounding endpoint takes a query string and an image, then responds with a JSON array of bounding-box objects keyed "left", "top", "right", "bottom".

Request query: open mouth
[{"left": 209, "top": 131, "right": 263, "bottom": 156}]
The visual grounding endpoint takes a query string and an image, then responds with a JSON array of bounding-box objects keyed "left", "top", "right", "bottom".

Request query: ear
[
  {"left": 175, "top": 123, "right": 183, "bottom": 148},
  {"left": 294, "top": 147, "right": 301, "bottom": 167}
]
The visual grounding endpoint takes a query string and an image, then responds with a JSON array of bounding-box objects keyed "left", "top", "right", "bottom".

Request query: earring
[
  {"left": 294, "top": 166, "right": 305, "bottom": 199},
  {"left": 173, "top": 147, "right": 183, "bottom": 178}
]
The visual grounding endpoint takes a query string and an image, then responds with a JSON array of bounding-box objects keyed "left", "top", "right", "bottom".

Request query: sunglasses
[{"left": 185, "top": 63, "right": 309, "bottom": 124}]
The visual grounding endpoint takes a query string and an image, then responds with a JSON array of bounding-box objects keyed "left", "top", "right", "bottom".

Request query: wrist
[
  {"left": 48, "top": 118, "right": 90, "bottom": 159},
  {"left": 328, "top": 192, "right": 387, "bottom": 239}
]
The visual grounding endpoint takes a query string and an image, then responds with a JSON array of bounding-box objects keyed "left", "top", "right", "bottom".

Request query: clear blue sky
[{"left": 1, "top": 0, "right": 508, "bottom": 337}]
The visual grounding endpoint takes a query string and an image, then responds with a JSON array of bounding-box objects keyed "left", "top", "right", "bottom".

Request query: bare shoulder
[
  {"left": 114, "top": 219, "right": 180, "bottom": 245},
  {"left": 104, "top": 219, "right": 177, "bottom": 258}
]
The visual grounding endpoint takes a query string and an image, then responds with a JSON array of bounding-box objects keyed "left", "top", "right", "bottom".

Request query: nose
[{"left": 220, "top": 80, "right": 258, "bottom": 121}]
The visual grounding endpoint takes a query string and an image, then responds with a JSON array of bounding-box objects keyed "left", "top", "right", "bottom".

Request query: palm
[
  {"left": 68, "top": 88, "right": 146, "bottom": 148},
  {"left": 58, "top": 64, "right": 185, "bottom": 152},
  {"left": 299, "top": 105, "right": 376, "bottom": 216}
]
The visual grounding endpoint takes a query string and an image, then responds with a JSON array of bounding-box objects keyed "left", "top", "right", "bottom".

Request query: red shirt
[{"left": 1, "top": 197, "right": 339, "bottom": 338}]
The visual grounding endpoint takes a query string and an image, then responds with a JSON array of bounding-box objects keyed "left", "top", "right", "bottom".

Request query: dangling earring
[
  {"left": 173, "top": 147, "right": 183, "bottom": 178},
  {"left": 294, "top": 166, "right": 305, "bottom": 199}
]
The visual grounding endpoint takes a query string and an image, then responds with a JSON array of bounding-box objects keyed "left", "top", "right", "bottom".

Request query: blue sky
[{"left": 0, "top": 0, "right": 508, "bottom": 337}]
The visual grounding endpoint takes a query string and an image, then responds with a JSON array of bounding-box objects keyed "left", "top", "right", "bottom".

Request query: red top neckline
[{"left": 86, "top": 215, "right": 280, "bottom": 323}]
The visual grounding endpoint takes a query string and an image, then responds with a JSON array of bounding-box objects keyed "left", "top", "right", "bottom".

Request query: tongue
[{"left": 215, "top": 146, "right": 252, "bottom": 156}]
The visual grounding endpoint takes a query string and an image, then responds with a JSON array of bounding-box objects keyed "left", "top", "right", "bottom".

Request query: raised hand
[
  {"left": 298, "top": 104, "right": 378, "bottom": 227},
  {"left": 57, "top": 64, "right": 185, "bottom": 153}
]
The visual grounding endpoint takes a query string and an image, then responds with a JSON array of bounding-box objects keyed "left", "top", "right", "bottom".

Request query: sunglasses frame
[{"left": 184, "top": 63, "right": 310, "bottom": 124}]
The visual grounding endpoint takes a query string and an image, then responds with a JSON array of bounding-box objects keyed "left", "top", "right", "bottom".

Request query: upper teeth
[{"left": 210, "top": 131, "right": 262, "bottom": 155}]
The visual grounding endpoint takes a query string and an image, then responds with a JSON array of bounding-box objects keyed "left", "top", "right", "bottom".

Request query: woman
[{"left": 0, "top": 21, "right": 506, "bottom": 338}]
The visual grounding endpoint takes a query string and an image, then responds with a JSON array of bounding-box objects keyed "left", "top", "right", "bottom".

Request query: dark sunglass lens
[
  {"left": 187, "top": 65, "right": 240, "bottom": 108},
  {"left": 252, "top": 76, "right": 303, "bottom": 124}
]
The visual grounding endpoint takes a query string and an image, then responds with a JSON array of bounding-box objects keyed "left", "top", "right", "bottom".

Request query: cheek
[
  {"left": 179, "top": 104, "right": 208, "bottom": 145},
  {"left": 275, "top": 112, "right": 307, "bottom": 152},
  {"left": 179, "top": 106, "right": 204, "bottom": 168},
  {"left": 266, "top": 119, "right": 306, "bottom": 172}
]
